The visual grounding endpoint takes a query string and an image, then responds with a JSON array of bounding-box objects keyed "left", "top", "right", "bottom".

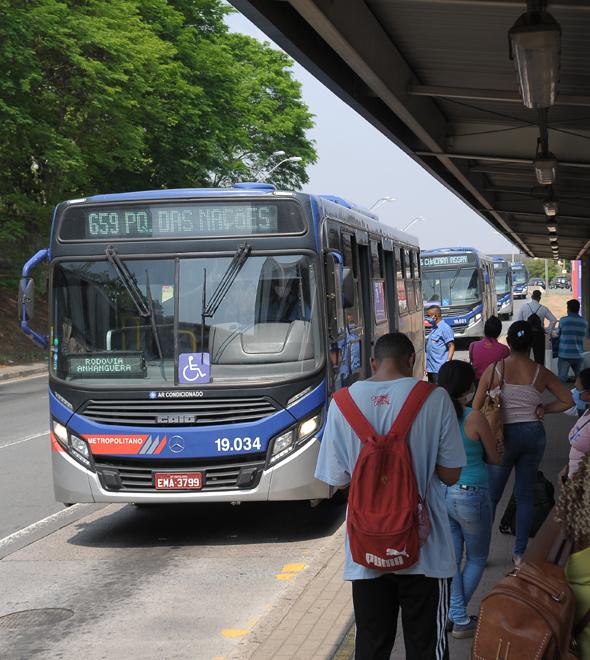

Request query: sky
[{"left": 225, "top": 9, "right": 517, "bottom": 255}]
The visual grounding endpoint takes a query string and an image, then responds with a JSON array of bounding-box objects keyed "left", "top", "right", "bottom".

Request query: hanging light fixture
[
  {"left": 509, "top": 10, "right": 561, "bottom": 109},
  {"left": 543, "top": 197, "right": 558, "bottom": 216},
  {"left": 534, "top": 154, "right": 558, "bottom": 185},
  {"left": 549, "top": 235, "right": 558, "bottom": 243},
  {"left": 546, "top": 219, "right": 558, "bottom": 233}
]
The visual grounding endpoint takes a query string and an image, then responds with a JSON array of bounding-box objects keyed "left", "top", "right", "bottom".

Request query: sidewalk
[
  {"left": 231, "top": 410, "right": 574, "bottom": 660},
  {"left": 0, "top": 362, "right": 47, "bottom": 382}
]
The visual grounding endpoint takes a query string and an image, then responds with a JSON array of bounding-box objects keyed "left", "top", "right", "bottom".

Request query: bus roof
[
  {"left": 76, "top": 183, "right": 279, "bottom": 203},
  {"left": 421, "top": 246, "right": 481, "bottom": 255}
]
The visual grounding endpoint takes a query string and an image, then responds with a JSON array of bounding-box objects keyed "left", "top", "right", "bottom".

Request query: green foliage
[
  {"left": 0, "top": 0, "right": 316, "bottom": 278},
  {"left": 526, "top": 258, "right": 571, "bottom": 282}
]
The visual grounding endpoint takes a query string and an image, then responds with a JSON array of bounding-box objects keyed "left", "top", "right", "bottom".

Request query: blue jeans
[
  {"left": 446, "top": 484, "right": 492, "bottom": 624},
  {"left": 488, "top": 421, "right": 546, "bottom": 556},
  {"left": 558, "top": 357, "right": 583, "bottom": 382}
]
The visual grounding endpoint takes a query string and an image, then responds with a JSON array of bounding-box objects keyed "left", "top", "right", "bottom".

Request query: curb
[{"left": 0, "top": 365, "right": 47, "bottom": 382}]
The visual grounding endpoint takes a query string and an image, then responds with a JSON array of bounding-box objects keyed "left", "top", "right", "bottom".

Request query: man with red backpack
[{"left": 315, "top": 333, "right": 465, "bottom": 660}]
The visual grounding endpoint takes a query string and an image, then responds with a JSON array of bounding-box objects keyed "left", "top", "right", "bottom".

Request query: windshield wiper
[
  {"left": 200, "top": 242, "right": 251, "bottom": 355},
  {"left": 106, "top": 245, "right": 163, "bottom": 360}
]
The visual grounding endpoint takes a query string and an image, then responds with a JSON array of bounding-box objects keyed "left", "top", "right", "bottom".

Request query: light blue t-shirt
[
  {"left": 315, "top": 377, "right": 465, "bottom": 581},
  {"left": 426, "top": 320, "right": 454, "bottom": 373}
]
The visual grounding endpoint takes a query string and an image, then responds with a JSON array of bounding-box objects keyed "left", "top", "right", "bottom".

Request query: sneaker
[
  {"left": 512, "top": 554, "right": 523, "bottom": 568},
  {"left": 451, "top": 615, "right": 478, "bottom": 639}
]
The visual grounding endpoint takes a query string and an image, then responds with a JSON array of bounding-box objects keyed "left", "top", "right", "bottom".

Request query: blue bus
[
  {"left": 511, "top": 262, "right": 530, "bottom": 299},
  {"left": 493, "top": 257, "right": 513, "bottom": 320},
  {"left": 18, "top": 183, "right": 424, "bottom": 505},
  {"left": 421, "top": 247, "right": 496, "bottom": 339}
]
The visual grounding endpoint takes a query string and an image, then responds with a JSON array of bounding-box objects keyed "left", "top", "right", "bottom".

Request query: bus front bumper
[{"left": 52, "top": 437, "right": 331, "bottom": 504}]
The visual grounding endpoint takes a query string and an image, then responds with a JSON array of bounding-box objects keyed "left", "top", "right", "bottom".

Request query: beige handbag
[{"left": 481, "top": 360, "right": 504, "bottom": 456}]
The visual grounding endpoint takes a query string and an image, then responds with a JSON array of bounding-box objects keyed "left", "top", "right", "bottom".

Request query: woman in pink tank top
[{"left": 473, "top": 321, "right": 572, "bottom": 563}]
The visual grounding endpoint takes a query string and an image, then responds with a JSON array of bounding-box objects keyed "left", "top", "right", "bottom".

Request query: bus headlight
[
  {"left": 52, "top": 420, "right": 69, "bottom": 448},
  {"left": 52, "top": 419, "right": 94, "bottom": 470},
  {"left": 70, "top": 434, "right": 92, "bottom": 468},
  {"left": 269, "top": 412, "right": 322, "bottom": 466},
  {"left": 468, "top": 313, "right": 482, "bottom": 327}
]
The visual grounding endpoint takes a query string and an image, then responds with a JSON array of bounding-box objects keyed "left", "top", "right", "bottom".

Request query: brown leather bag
[
  {"left": 471, "top": 561, "right": 577, "bottom": 659},
  {"left": 473, "top": 508, "right": 578, "bottom": 659},
  {"left": 480, "top": 360, "right": 504, "bottom": 456}
]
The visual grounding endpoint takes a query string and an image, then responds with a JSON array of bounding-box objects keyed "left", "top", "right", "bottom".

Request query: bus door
[
  {"left": 338, "top": 231, "right": 366, "bottom": 385},
  {"left": 355, "top": 232, "right": 372, "bottom": 379}
]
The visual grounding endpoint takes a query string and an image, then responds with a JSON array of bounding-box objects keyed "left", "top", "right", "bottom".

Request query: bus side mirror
[
  {"left": 342, "top": 268, "right": 355, "bottom": 309},
  {"left": 18, "top": 277, "right": 35, "bottom": 322}
]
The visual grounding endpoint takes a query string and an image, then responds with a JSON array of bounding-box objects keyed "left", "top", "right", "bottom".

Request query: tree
[
  {"left": 526, "top": 259, "right": 571, "bottom": 282},
  {"left": 0, "top": 0, "right": 316, "bottom": 279}
]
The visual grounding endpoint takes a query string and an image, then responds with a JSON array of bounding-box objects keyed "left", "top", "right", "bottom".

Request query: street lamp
[
  {"left": 259, "top": 156, "right": 302, "bottom": 182},
  {"left": 369, "top": 196, "right": 396, "bottom": 211},
  {"left": 403, "top": 216, "right": 424, "bottom": 232}
]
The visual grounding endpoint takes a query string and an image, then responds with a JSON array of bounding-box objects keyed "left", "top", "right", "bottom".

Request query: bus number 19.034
[{"left": 215, "top": 436, "right": 262, "bottom": 452}]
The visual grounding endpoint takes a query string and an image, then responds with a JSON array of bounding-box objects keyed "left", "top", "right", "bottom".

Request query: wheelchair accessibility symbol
[{"left": 179, "top": 353, "right": 211, "bottom": 385}]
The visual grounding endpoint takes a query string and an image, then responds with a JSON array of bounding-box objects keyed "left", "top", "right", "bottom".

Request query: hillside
[{"left": 0, "top": 287, "right": 48, "bottom": 365}]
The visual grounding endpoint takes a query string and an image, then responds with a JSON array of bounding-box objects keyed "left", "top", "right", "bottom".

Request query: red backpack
[{"left": 333, "top": 381, "right": 436, "bottom": 571}]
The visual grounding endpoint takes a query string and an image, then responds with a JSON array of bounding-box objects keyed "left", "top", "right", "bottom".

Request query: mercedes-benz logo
[{"left": 169, "top": 435, "right": 185, "bottom": 453}]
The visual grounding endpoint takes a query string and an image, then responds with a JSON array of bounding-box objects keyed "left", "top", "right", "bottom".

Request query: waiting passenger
[
  {"left": 425, "top": 305, "right": 455, "bottom": 384},
  {"left": 554, "top": 452, "right": 590, "bottom": 658},
  {"left": 438, "top": 360, "right": 500, "bottom": 639},
  {"left": 473, "top": 321, "right": 573, "bottom": 564},
  {"left": 468, "top": 316, "right": 509, "bottom": 384},
  {"left": 567, "top": 369, "right": 590, "bottom": 479},
  {"left": 315, "top": 332, "right": 465, "bottom": 660}
]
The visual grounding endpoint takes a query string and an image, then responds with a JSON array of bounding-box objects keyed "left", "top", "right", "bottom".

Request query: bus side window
[
  {"left": 373, "top": 243, "right": 388, "bottom": 327},
  {"left": 404, "top": 249, "right": 415, "bottom": 312},
  {"left": 370, "top": 239, "right": 381, "bottom": 278},
  {"left": 396, "top": 247, "right": 408, "bottom": 315}
]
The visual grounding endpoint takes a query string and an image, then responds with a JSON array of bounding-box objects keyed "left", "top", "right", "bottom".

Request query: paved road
[
  {"left": 0, "top": 375, "right": 64, "bottom": 539},
  {"left": 0, "top": 379, "right": 345, "bottom": 660}
]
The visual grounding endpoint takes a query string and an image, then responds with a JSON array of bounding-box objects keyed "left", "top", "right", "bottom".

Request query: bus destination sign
[
  {"left": 66, "top": 352, "right": 147, "bottom": 378},
  {"left": 420, "top": 253, "right": 476, "bottom": 268}
]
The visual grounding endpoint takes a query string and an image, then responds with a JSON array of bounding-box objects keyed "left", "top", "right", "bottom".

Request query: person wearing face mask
[
  {"left": 438, "top": 360, "right": 501, "bottom": 639},
  {"left": 567, "top": 368, "right": 590, "bottom": 479},
  {"left": 425, "top": 305, "right": 455, "bottom": 384}
]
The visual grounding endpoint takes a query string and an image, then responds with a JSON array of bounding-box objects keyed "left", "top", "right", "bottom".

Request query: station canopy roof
[{"left": 231, "top": 0, "right": 590, "bottom": 260}]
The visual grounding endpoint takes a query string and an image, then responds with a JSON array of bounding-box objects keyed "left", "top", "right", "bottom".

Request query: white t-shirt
[
  {"left": 516, "top": 301, "right": 557, "bottom": 334},
  {"left": 315, "top": 377, "right": 465, "bottom": 580}
]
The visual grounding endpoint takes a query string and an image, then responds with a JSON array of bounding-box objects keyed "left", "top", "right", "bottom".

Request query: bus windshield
[
  {"left": 494, "top": 266, "right": 511, "bottom": 294},
  {"left": 422, "top": 267, "right": 480, "bottom": 306},
  {"left": 512, "top": 268, "right": 528, "bottom": 285},
  {"left": 52, "top": 254, "right": 321, "bottom": 387}
]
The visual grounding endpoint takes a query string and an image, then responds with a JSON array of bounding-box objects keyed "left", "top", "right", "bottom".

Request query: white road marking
[
  {"left": 0, "top": 505, "right": 81, "bottom": 551},
  {"left": 0, "top": 431, "right": 49, "bottom": 450}
]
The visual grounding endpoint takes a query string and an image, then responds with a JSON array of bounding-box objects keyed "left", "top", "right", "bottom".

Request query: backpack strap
[
  {"left": 388, "top": 381, "right": 436, "bottom": 439},
  {"left": 333, "top": 388, "right": 377, "bottom": 445}
]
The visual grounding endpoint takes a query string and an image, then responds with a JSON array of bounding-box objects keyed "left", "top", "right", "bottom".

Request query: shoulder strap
[
  {"left": 574, "top": 608, "right": 590, "bottom": 639},
  {"left": 388, "top": 381, "right": 436, "bottom": 439},
  {"left": 333, "top": 388, "right": 376, "bottom": 445},
  {"left": 531, "top": 364, "right": 541, "bottom": 385}
]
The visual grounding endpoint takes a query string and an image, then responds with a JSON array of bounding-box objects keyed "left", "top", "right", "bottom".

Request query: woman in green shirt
[{"left": 555, "top": 452, "right": 590, "bottom": 658}]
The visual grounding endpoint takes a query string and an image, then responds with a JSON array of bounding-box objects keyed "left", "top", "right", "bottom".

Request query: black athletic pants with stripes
[{"left": 352, "top": 574, "right": 450, "bottom": 660}]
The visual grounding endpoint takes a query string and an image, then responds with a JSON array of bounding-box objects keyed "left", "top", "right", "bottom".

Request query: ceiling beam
[
  {"left": 408, "top": 85, "right": 590, "bottom": 108},
  {"left": 480, "top": 209, "right": 590, "bottom": 222},
  {"left": 417, "top": 152, "right": 590, "bottom": 169}
]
